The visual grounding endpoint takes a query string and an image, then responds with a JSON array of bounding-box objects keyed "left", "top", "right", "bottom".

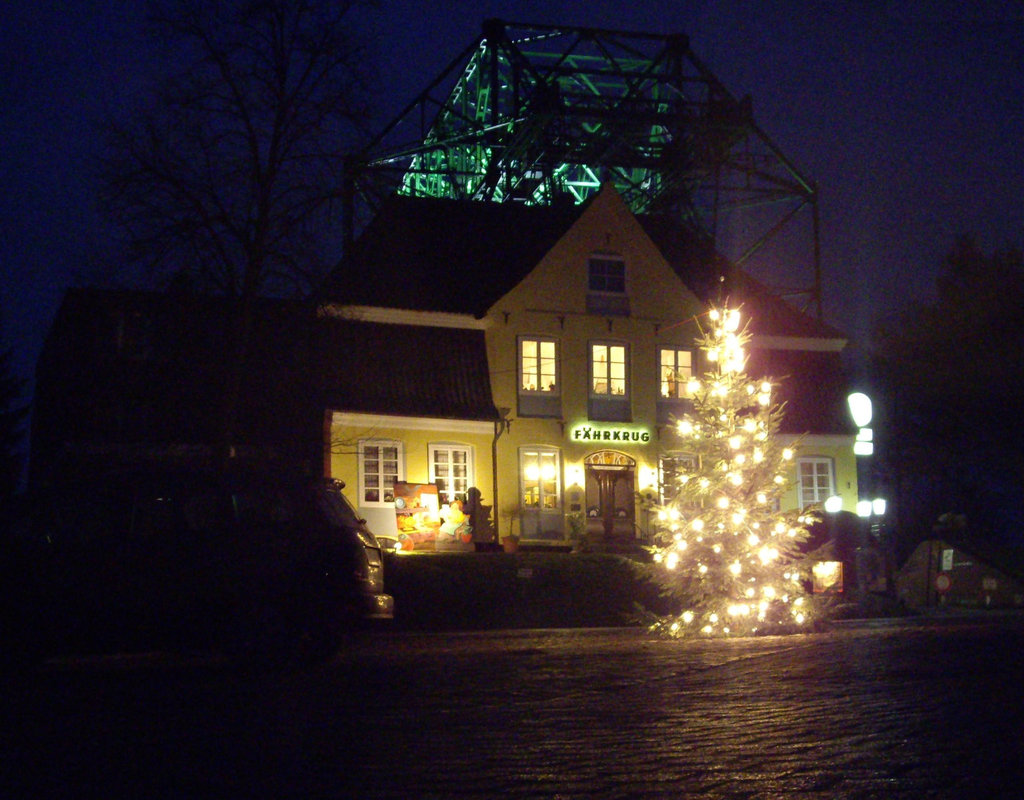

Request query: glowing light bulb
[
  {"left": 692, "top": 518, "right": 705, "bottom": 531},
  {"left": 729, "top": 561, "right": 742, "bottom": 575},
  {"left": 682, "top": 610, "right": 694, "bottom": 624},
  {"left": 716, "top": 496, "right": 729, "bottom": 509},
  {"left": 759, "top": 546, "right": 779, "bottom": 564}
]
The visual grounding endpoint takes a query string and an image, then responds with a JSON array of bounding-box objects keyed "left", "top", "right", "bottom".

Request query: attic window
[{"left": 587, "top": 256, "right": 629, "bottom": 316}]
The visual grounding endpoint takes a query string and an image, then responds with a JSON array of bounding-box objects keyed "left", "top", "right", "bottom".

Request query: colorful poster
[{"left": 393, "top": 482, "right": 441, "bottom": 551}]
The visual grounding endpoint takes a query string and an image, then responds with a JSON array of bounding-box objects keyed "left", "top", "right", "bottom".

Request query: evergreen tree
[{"left": 650, "top": 306, "right": 819, "bottom": 637}]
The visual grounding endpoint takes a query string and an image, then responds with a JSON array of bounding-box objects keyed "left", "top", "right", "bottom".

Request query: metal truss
[{"left": 347, "top": 20, "right": 821, "bottom": 315}]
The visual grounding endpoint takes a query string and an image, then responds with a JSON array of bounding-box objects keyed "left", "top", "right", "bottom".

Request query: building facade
[
  {"left": 325, "top": 184, "right": 859, "bottom": 549},
  {"left": 33, "top": 186, "right": 858, "bottom": 554}
]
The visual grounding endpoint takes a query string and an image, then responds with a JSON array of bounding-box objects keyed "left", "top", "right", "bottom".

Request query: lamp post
[{"left": 856, "top": 496, "right": 888, "bottom": 595}]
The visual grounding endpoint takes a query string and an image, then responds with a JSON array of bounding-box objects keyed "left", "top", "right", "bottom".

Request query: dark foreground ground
[{"left": 3, "top": 613, "right": 1023, "bottom": 799}]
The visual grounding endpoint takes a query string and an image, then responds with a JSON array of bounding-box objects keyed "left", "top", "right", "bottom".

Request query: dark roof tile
[{"left": 316, "top": 317, "right": 501, "bottom": 421}]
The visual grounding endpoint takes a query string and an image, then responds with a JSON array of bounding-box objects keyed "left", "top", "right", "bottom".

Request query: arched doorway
[{"left": 584, "top": 451, "right": 636, "bottom": 543}]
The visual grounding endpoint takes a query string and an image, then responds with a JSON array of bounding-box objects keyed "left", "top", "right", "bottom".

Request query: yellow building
[{"left": 324, "top": 184, "right": 857, "bottom": 550}]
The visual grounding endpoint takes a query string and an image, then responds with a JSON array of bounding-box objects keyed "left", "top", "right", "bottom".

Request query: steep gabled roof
[
  {"left": 332, "top": 194, "right": 585, "bottom": 317},
  {"left": 746, "top": 348, "right": 857, "bottom": 436},
  {"left": 332, "top": 193, "right": 845, "bottom": 344},
  {"left": 316, "top": 316, "right": 500, "bottom": 421},
  {"left": 638, "top": 213, "right": 846, "bottom": 341}
]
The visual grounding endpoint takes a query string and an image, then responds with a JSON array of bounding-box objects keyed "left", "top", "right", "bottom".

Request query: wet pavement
[{"left": 3, "top": 613, "right": 1023, "bottom": 798}]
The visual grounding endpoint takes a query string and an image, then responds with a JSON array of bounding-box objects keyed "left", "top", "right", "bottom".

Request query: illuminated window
[
  {"left": 659, "top": 348, "right": 693, "bottom": 398},
  {"left": 429, "top": 444, "right": 472, "bottom": 505},
  {"left": 590, "top": 342, "right": 628, "bottom": 397},
  {"left": 359, "top": 440, "right": 403, "bottom": 506},
  {"left": 520, "top": 448, "right": 561, "bottom": 510},
  {"left": 659, "top": 453, "right": 697, "bottom": 505},
  {"left": 797, "top": 457, "right": 834, "bottom": 508},
  {"left": 519, "top": 337, "right": 559, "bottom": 394},
  {"left": 812, "top": 561, "right": 844, "bottom": 593}
]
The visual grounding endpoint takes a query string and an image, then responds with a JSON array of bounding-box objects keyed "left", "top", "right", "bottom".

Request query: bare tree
[{"left": 99, "top": 0, "right": 376, "bottom": 457}]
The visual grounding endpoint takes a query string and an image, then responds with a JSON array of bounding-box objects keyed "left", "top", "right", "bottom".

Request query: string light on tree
[{"left": 649, "top": 306, "right": 820, "bottom": 637}]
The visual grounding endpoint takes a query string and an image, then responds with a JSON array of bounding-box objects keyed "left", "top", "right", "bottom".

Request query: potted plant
[{"left": 502, "top": 503, "right": 522, "bottom": 552}]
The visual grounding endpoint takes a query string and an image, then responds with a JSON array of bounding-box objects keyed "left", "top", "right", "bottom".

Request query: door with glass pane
[
  {"left": 584, "top": 451, "right": 636, "bottom": 542},
  {"left": 519, "top": 447, "right": 562, "bottom": 540}
]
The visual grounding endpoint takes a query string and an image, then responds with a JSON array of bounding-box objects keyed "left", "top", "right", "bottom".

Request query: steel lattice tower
[{"left": 346, "top": 20, "right": 821, "bottom": 315}]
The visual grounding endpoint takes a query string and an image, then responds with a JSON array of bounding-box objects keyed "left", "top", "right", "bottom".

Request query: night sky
[{"left": 3, "top": 0, "right": 1023, "bottom": 391}]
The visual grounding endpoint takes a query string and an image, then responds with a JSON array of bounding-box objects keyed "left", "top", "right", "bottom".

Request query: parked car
[{"left": 5, "top": 466, "right": 392, "bottom": 664}]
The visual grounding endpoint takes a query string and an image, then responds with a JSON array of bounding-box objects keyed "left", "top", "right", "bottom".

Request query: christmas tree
[{"left": 650, "top": 306, "right": 818, "bottom": 637}]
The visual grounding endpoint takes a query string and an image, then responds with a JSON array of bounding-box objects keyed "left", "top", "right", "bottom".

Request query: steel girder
[{"left": 347, "top": 20, "right": 821, "bottom": 315}]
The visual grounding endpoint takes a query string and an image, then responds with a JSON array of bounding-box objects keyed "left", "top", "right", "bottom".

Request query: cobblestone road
[{"left": 4, "top": 614, "right": 1023, "bottom": 798}]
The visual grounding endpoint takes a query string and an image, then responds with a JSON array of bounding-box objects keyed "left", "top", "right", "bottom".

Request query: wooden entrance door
[{"left": 584, "top": 451, "right": 636, "bottom": 542}]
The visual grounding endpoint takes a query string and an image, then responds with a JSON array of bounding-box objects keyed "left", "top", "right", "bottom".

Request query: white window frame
[
  {"left": 429, "top": 443, "right": 473, "bottom": 505},
  {"left": 358, "top": 439, "right": 404, "bottom": 507},
  {"left": 797, "top": 457, "right": 834, "bottom": 508},
  {"left": 588, "top": 256, "right": 626, "bottom": 295},
  {"left": 519, "top": 336, "right": 560, "bottom": 395},
  {"left": 659, "top": 347, "right": 693, "bottom": 399},
  {"left": 519, "top": 447, "right": 562, "bottom": 511},
  {"left": 590, "top": 341, "right": 629, "bottom": 398}
]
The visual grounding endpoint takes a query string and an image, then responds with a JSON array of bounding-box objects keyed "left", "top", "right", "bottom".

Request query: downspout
[{"left": 492, "top": 410, "right": 511, "bottom": 542}]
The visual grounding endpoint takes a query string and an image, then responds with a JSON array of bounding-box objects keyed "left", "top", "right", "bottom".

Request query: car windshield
[{"left": 316, "top": 483, "right": 378, "bottom": 547}]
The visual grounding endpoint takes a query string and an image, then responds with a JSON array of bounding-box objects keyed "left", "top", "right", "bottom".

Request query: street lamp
[
  {"left": 848, "top": 393, "right": 872, "bottom": 427},
  {"left": 848, "top": 392, "right": 874, "bottom": 456}
]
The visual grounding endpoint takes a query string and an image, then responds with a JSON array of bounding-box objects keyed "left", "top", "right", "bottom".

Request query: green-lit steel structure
[{"left": 347, "top": 20, "right": 821, "bottom": 314}]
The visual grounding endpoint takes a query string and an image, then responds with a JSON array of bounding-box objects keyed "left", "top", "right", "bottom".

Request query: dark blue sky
[{"left": 3, "top": 0, "right": 1023, "bottom": 389}]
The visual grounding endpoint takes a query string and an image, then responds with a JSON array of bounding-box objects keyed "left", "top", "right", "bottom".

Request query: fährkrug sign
[{"left": 570, "top": 424, "right": 651, "bottom": 444}]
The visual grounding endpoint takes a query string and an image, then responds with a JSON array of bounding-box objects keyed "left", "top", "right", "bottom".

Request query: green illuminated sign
[{"left": 571, "top": 424, "right": 651, "bottom": 444}]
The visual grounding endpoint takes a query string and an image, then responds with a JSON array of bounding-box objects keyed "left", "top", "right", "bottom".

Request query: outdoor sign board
[{"left": 570, "top": 423, "right": 651, "bottom": 444}]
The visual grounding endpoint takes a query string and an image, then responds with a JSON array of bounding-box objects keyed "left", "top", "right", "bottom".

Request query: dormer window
[{"left": 587, "top": 256, "right": 629, "bottom": 316}]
